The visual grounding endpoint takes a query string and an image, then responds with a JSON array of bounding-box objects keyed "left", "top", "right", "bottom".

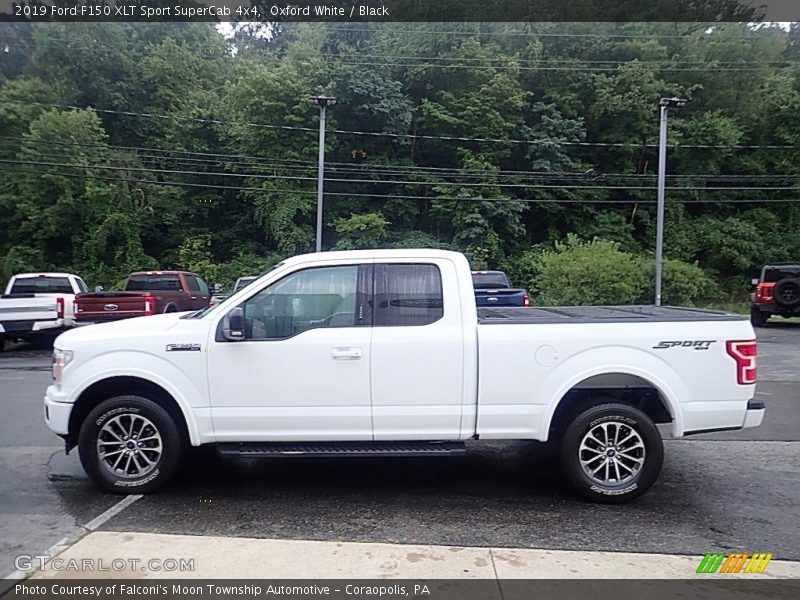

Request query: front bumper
[
  {"left": 742, "top": 400, "right": 765, "bottom": 429},
  {"left": 44, "top": 385, "right": 73, "bottom": 435}
]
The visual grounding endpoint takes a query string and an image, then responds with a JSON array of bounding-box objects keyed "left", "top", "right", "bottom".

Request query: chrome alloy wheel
[
  {"left": 578, "top": 420, "right": 645, "bottom": 486},
  {"left": 96, "top": 413, "right": 163, "bottom": 478}
]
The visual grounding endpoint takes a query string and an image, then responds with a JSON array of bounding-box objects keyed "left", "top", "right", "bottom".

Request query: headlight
[{"left": 52, "top": 349, "right": 74, "bottom": 385}]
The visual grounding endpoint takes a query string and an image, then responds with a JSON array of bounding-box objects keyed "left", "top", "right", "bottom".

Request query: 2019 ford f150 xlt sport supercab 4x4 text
[{"left": 44, "top": 250, "right": 763, "bottom": 503}]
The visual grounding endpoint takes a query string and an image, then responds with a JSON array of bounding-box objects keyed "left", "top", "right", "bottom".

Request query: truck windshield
[
  {"left": 472, "top": 272, "right": 510, "bottom": 289},
  {"left": 10, "top": 277, "right": 73, "bottom": 294},
  {"left": 187, "top": 263, "right": 283, "bottom": 319}
]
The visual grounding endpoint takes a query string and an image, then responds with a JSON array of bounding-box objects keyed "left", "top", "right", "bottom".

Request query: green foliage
[
  {"left": 527, "top": 235, "right": 650, "bottom": 305},
  {"left": 332, "top": 212, "right": 390, "bottom": 250},
  {"left": 510, "top": 235, "right": 717, "bottom": 306},
  {"left": 0, "top": 22, "right": 796, "bottom": 306}
]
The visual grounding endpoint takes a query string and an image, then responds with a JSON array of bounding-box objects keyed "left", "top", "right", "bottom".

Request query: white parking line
[
  {"left": 83, "top": 494, "right": 143, "bottom": 531},
  {"left": 3, "top": 494, "right": 143, "bottom": 581}
]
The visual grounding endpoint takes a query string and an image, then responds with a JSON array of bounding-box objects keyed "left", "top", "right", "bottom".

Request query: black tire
[
  {"left": 0, "top": 336, "right": 5, "bottom": 352},
  {"left": 773, "top": 278, "right": 800, "bottom": 308},
  {"left": 750, "top": 306, "right": 769, "bottom": 327},
  {"left": 163, "top": 304, "right": 178, "bottom": 313},
  {"left": 560, "top": 403, "right": 663, "bottom": 504},
  {"left": 78, "top": 395, "right": 185, "bottom": 494}
]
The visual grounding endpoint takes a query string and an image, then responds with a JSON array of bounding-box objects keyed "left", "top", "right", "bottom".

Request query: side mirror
[
  {"left": 213, "top": 283, "right": 223, "bottom": 294},
  {"left": 94, "top": 286, "right": 104, "bottom": 292},
  {"left": 222, "top": 307, "right": 245, "bottom": 341},
  {"left": 750, "top": 278, "right": 760, "bottom": 287}
]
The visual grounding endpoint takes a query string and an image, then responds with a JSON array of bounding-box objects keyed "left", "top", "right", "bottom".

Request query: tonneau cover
[{"left": 478, "top": 305, "right": 746, "bottom": 324}]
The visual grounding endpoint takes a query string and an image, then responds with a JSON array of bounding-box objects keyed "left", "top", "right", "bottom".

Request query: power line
[
  {"left": 4, "top": 163, "right": 799, "bottom": 204},
  {"left": 3, "top": 158, "right": 799, "bottom": 192},
  {"left": 3, "top": 98, "right": 798, "bottom": 149},
  {"left": 6, "top": 138, "right": 800, "bottom": 184}
]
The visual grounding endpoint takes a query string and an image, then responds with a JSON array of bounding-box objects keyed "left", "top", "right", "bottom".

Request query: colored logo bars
[{"left": 697, "top": 553, "right": 774, "bottom": 574}]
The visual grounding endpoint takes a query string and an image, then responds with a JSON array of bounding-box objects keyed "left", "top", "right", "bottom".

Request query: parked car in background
[
  {"left": 209, "top": 276, "right": 258, "bottom": 307},
  {"left": 750, "top": 263, "right": 800, "bottom": 326},
  {"left": 73, "top": 271, "right": 210, "bottom": 325},
  {"left": 0, "top": 273, "right": 88, "bottom": 351},
  {"left": 472, "top": 270, "right": 530, "bottom": 307}
]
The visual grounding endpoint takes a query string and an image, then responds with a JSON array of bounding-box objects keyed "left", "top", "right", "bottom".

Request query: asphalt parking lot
[{"left": 1, "top": 323, "right": 798, "bottom": 577}]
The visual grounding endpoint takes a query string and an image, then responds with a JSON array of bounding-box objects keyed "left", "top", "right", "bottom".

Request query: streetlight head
[
  {"left": 311, "top": 95, "right": 337, "bottom": 108},
  {"left": 659, "top": 97, "right": 688, "bottom": 109}
]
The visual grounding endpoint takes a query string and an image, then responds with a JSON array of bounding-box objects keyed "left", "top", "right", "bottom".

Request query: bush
[
  {"left": 532, "top": 235, "right": 649, "bottom": 305},
  {"left": 508, "top": 235, "right": 719, "bottom": 307}
]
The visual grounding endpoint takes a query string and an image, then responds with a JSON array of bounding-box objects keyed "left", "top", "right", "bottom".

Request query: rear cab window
[
  {"left": 125, "top": 275, "right": 184, "bottom": 292},
  {"left": 10, "top": 277, "right": 73, "bottom": 294},
  {"left": 374, "top": 263, "right": 444, "bottom": 326},
  {"left": 472, "top": 272, "right": 510, "bottom": 289}
]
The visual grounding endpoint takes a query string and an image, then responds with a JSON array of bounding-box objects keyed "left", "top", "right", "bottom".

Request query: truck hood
[{"left": 55, "top": 312, "right": 189, "bottom": 348}]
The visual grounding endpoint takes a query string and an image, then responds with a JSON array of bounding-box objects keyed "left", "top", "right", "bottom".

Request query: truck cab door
[
  {"left": 186, "top": 275, "right": 211, "bottom": 309},
  {"left": 370, "top": 261, "right": 465, "bottom": 440},
  {"left": 207, "top": 263, "right": 373, "bottom": 441}
]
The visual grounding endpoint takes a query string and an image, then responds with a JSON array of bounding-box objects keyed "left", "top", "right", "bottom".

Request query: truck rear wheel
[
  {"left": 78, "top": 395, "right": 185, "bottom": 494},
  {"left": 560, "top": 403, "right": 663, "bottom": 503}
]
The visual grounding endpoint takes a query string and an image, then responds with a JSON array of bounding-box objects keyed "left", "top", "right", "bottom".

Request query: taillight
[
  {"left": 523, "top": 294, "right": 530, "bottom": 307},
  {"left": 726, "top": 340, "right": 757, "bottom": 385},
  {"left": 755, "top": 282, "right": 775, "bottom": 304},
  {"left": 56, "top": 297, "right": 64, "bottom": 319},
  {"left": 144, "top": 295, "right": 157, "bottom": 316}
]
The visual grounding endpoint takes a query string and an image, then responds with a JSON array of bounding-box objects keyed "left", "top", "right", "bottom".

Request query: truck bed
[{"left": 478, "top": 305, "right": 746, "bottom": 324}]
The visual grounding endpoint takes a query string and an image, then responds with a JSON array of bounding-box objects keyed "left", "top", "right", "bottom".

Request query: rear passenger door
[{"left": 370, "top": 262, "right": 465, "bottom": 440}]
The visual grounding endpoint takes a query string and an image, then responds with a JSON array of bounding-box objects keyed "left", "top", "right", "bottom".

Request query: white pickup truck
[
  {"left": 44, "top": 250, "right": 762, "bottom": 503},
  {"left": 0, "top": 273, "right": 88, "bottom": 351}
]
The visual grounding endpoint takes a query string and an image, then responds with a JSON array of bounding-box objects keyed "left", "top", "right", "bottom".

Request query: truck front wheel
[
  {"left": 78, "top": 395, "right": 185, "bottom": 494},
  {"left": 560, "top": 403, "right": 663, "bottom": 503}
]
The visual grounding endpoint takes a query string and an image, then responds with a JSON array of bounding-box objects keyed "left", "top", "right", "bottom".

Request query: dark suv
[{"left": 750, "top": 263, "right": 800, "bottom": 327}]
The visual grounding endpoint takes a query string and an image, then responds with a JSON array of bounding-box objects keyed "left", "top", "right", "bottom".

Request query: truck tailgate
[
  {"left": 0, "top": 295, "right": 59, "bottom": 328},
  {"left": 74, "top": 292, "right": 147, "bottom": 322},
  {"left": 474, "top": 288, "right": 528, "bottom": 307}
]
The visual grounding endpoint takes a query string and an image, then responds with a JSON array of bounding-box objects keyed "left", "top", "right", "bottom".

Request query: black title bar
[{"left": 1, "top": 0, "right": 799, "bottom": 23}]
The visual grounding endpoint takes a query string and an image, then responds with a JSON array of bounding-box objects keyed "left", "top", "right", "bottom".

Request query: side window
[
  {"left": 75, "top": 278, "right": 89, "bottom": 293},
  {"left": 374, "top": 264, "right": 443, "bottom": 327},
  {"left": 241, "top": 265, "right": 360, "bottom": 340},
  {"left": 186, "top": 277, "right": 200, "bottom": 292},
  {"left": 195, "top": 277, "right": 209, "bottom": 295}
]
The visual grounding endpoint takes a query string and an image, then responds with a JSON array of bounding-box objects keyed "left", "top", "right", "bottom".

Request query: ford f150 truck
[
  {"left": 74, "top": 271, "right": 210, "bottom": 324},
  {"left": 0, "top": 273, "right": 88, "bottom": 350},
  {"left": 472, "top": 270, "right": 530, "bottom": 307},
  {"left": 44, "top": 250, "right": 762, "bottom": 503}
]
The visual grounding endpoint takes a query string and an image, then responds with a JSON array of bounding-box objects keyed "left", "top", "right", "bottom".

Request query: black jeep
[{"left": 750, "top": 263, "right": 800, "bottom": 327}]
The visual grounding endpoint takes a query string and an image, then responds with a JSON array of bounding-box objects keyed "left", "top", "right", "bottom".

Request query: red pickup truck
[{"left": 74, "top": 271, "right": 210, "bottom": 324}]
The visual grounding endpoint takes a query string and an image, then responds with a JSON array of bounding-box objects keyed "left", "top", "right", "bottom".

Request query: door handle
[{"left": 331, "top": 347, "right": 362, "bottom": 360}]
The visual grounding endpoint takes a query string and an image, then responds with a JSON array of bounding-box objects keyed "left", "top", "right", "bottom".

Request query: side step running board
[{"left": 216, "top": 441, "right": 466, "bottom": 458}]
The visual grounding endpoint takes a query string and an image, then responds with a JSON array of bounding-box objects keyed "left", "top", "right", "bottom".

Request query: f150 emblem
[
  {"left": 166, "top": 343, "right": 201, "bottom": 352},
  {"left": 653, "top": 340, "right": 716, "bottom": 350},
  {"left": 104, "top": 304, "right": 118, "bottom": 311}
]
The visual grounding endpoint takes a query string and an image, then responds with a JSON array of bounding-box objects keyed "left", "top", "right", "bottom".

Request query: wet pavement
[{"left": 0, "top": 322, "right": 798, "bottom": 576}]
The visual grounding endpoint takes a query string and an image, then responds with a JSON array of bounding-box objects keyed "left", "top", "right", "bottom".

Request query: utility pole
[
  {"left": 654, "top": 97, "right": 687, "bottom": 306},
  {"left": 311, "top": 95, "right": 336, "bottom": 252}
]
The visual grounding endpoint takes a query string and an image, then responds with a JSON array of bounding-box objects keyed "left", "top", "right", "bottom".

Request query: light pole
[
  {"left": 654, "top": 97, "right": 687, "bottom": 306},
  {"left": 311, "top": 95, "right": 336, "bottom": 252}
]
